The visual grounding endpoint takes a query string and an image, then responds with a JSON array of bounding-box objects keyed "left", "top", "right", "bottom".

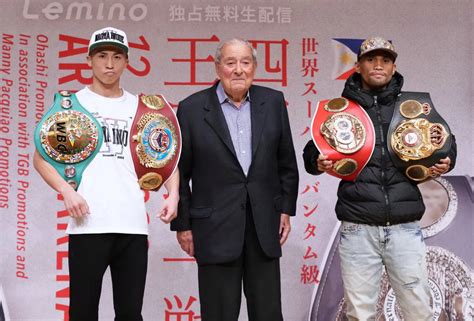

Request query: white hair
[{"left": 214, "top": 38, "right": 257, "bottom": 64}]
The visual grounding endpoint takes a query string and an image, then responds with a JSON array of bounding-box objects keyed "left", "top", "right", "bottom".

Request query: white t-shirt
[{"left": 66, "top": 87, "right": 148, "bottom": 235}]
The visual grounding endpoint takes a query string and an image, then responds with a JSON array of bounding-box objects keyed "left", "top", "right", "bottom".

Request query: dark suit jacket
[{"left": 171, "top": 83, "right": 299, "bottom": 265}]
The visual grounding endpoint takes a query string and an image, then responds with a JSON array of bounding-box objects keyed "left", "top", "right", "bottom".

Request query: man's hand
[
  {"left": 62, "top": 187, "right": 89, "bottom": 218},
  {"left": 430, "top": 157, "right": 451, "bottom": 177},
  {"left": 157, "top": 193, "right": 179, "bottom": 224},
  {"left": 33, "top": 150, "right": 89, "bottom": 218},
  {"left": 279, "top": 214, "right": 291, "bottom": 246},
  {"left": 317, "top": 154, "right": 333, "bottom": 173},
  {"left": 177, "top": 230, "right": 194, "bottom": 256}
]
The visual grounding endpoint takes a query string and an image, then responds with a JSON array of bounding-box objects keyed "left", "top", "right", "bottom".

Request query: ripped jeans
[{"left": 339, "top": 221, "right": 432, "bottom": 321}]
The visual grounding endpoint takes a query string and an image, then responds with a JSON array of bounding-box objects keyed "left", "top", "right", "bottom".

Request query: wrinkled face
[
  {"left": 87, "top": 48, "right": 128, "bottom": 88},
  {"left": 215, "top": 42, "right": 256, "bottom": 102},
  {"left": 356, "top": 50, "right": 396, "bottom": 90}
]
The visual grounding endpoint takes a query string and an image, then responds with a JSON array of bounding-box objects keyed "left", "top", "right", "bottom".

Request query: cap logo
[{"left": 95, "top": 31, "right": 124, "bottom": 44}]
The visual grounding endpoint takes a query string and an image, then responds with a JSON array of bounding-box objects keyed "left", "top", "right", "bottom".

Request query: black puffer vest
[{"left": 335, "top": 72, "right": 425, "bottom": 225}]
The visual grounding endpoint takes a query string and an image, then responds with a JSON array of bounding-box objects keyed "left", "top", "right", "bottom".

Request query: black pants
[
  {"left": 68, "top": 233, "right": 148, "bottom": 321},
  {"left": 197, "top": 204, "right": 283, "bottom": 321}
]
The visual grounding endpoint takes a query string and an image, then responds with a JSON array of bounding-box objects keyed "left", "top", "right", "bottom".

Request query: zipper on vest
[{"left": 374, "top": 96, "right": 390, "bottom": 225}]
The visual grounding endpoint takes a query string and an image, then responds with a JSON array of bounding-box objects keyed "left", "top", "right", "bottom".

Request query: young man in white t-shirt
[{"left": 33, "top": 27, "right": 179, "bottom": 321}]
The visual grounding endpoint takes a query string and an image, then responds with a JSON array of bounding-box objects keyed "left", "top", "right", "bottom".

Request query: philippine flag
[{"left": 332, "top": 38, "right": 364, "bottom": 80}]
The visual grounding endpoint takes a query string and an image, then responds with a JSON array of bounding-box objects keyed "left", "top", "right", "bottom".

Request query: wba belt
[
  {"left": 130, "top": 94, "right": 181, "bottom": 191},
  {"left": 34, "top": 91, "right": 103, "bottom": 190},
  {"left": 387, "top": 92, "right": 452, "bottom": 182},
  {"left": 311, "top": 97, "right": 375, "bottom": 181}
]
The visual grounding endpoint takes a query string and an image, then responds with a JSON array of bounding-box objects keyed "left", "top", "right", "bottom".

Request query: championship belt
[
  {"left": 311, "top": 97, "right": 375, "bottom": 181},
  {"left": 130, "top": 94, "right": 181, "bottom": 191},
  {"left": 387, "top": 92, "right": 452, "bottom": 182},
  {"left": 34, "top": 91, "right": 103, "bottom": 190}
]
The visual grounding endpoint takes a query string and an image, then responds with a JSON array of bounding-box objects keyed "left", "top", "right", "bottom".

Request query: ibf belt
[
  {"left": 34, "top": 91, "right": 103, "bottom": 190},
  {"left": 311, "top": 97, "right": 375, "bottom": 181},
  {"left": 130, "top": 94, "right": 181, "bottom": 191},
  {"left": 387, "top": 92, "right": 452, "bottom": 182}
]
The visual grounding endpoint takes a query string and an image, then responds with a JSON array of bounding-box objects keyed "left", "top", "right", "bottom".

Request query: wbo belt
[
  {"left": 34, "top": 91, "right": 103, "bottom": 190},
  {"left": 387, "top": 92, "right": 452, "bottom": 182},
  {"left": 311, "top": 97, "right": 375, "bottom": 181},
  {"left": 130, "top": 94, "right": 181, "bottom": 191}
]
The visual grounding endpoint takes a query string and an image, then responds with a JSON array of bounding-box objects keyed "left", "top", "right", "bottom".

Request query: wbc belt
[
  {"left": 130, "top": 94, "right": 181, "bottom": 191},
  {"left": 311, "top": 97, "right": 375, "bottom": 181},
  {"left": 34, "top": 91, "right": 103, "bottom": 190},
  {"left": 387, "top": 92, "right": 452, "bottom": 182}
]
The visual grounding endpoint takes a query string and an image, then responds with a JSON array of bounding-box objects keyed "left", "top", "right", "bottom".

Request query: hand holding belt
[
  {"left": 311, "top": 97, "right": 375, "bottom": 181},
  {"left": 34, "top": 91, "right": 103, "bottom": 190},
  {"left": 130, "top": 94, "right": 181, "bottom": 191},
  {"left": 387, "top": 92, "right": 452, "bottom": 182}
]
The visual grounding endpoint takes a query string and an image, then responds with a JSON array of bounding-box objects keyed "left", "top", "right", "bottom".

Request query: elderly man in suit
[{"left": 171, "top": 38, "right": 299, "bottom": 321}]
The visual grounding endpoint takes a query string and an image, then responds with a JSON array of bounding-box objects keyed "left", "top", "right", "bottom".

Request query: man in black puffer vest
[{"left": 303, "top": 37, "right": 457, "bottom": 320}]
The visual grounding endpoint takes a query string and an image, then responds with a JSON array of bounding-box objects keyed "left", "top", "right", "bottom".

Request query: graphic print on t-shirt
[{"left": 94, "top": 114, "right": 130, "bottom": 159}]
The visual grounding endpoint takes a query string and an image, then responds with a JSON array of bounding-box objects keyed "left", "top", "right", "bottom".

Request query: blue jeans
[{"left": 339, "top": 221, "right": 432, "bottom": 321}]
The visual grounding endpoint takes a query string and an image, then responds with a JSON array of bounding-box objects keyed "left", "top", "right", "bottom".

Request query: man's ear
[
  {"left": 87, "top": 55, "right": 92, "bottom": 68},
  {"left": 355, "top": 62, "right": 360, "bottom": 73},
  {"left": 392, "top": 63, "right": 397, "bottom": 75}
]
